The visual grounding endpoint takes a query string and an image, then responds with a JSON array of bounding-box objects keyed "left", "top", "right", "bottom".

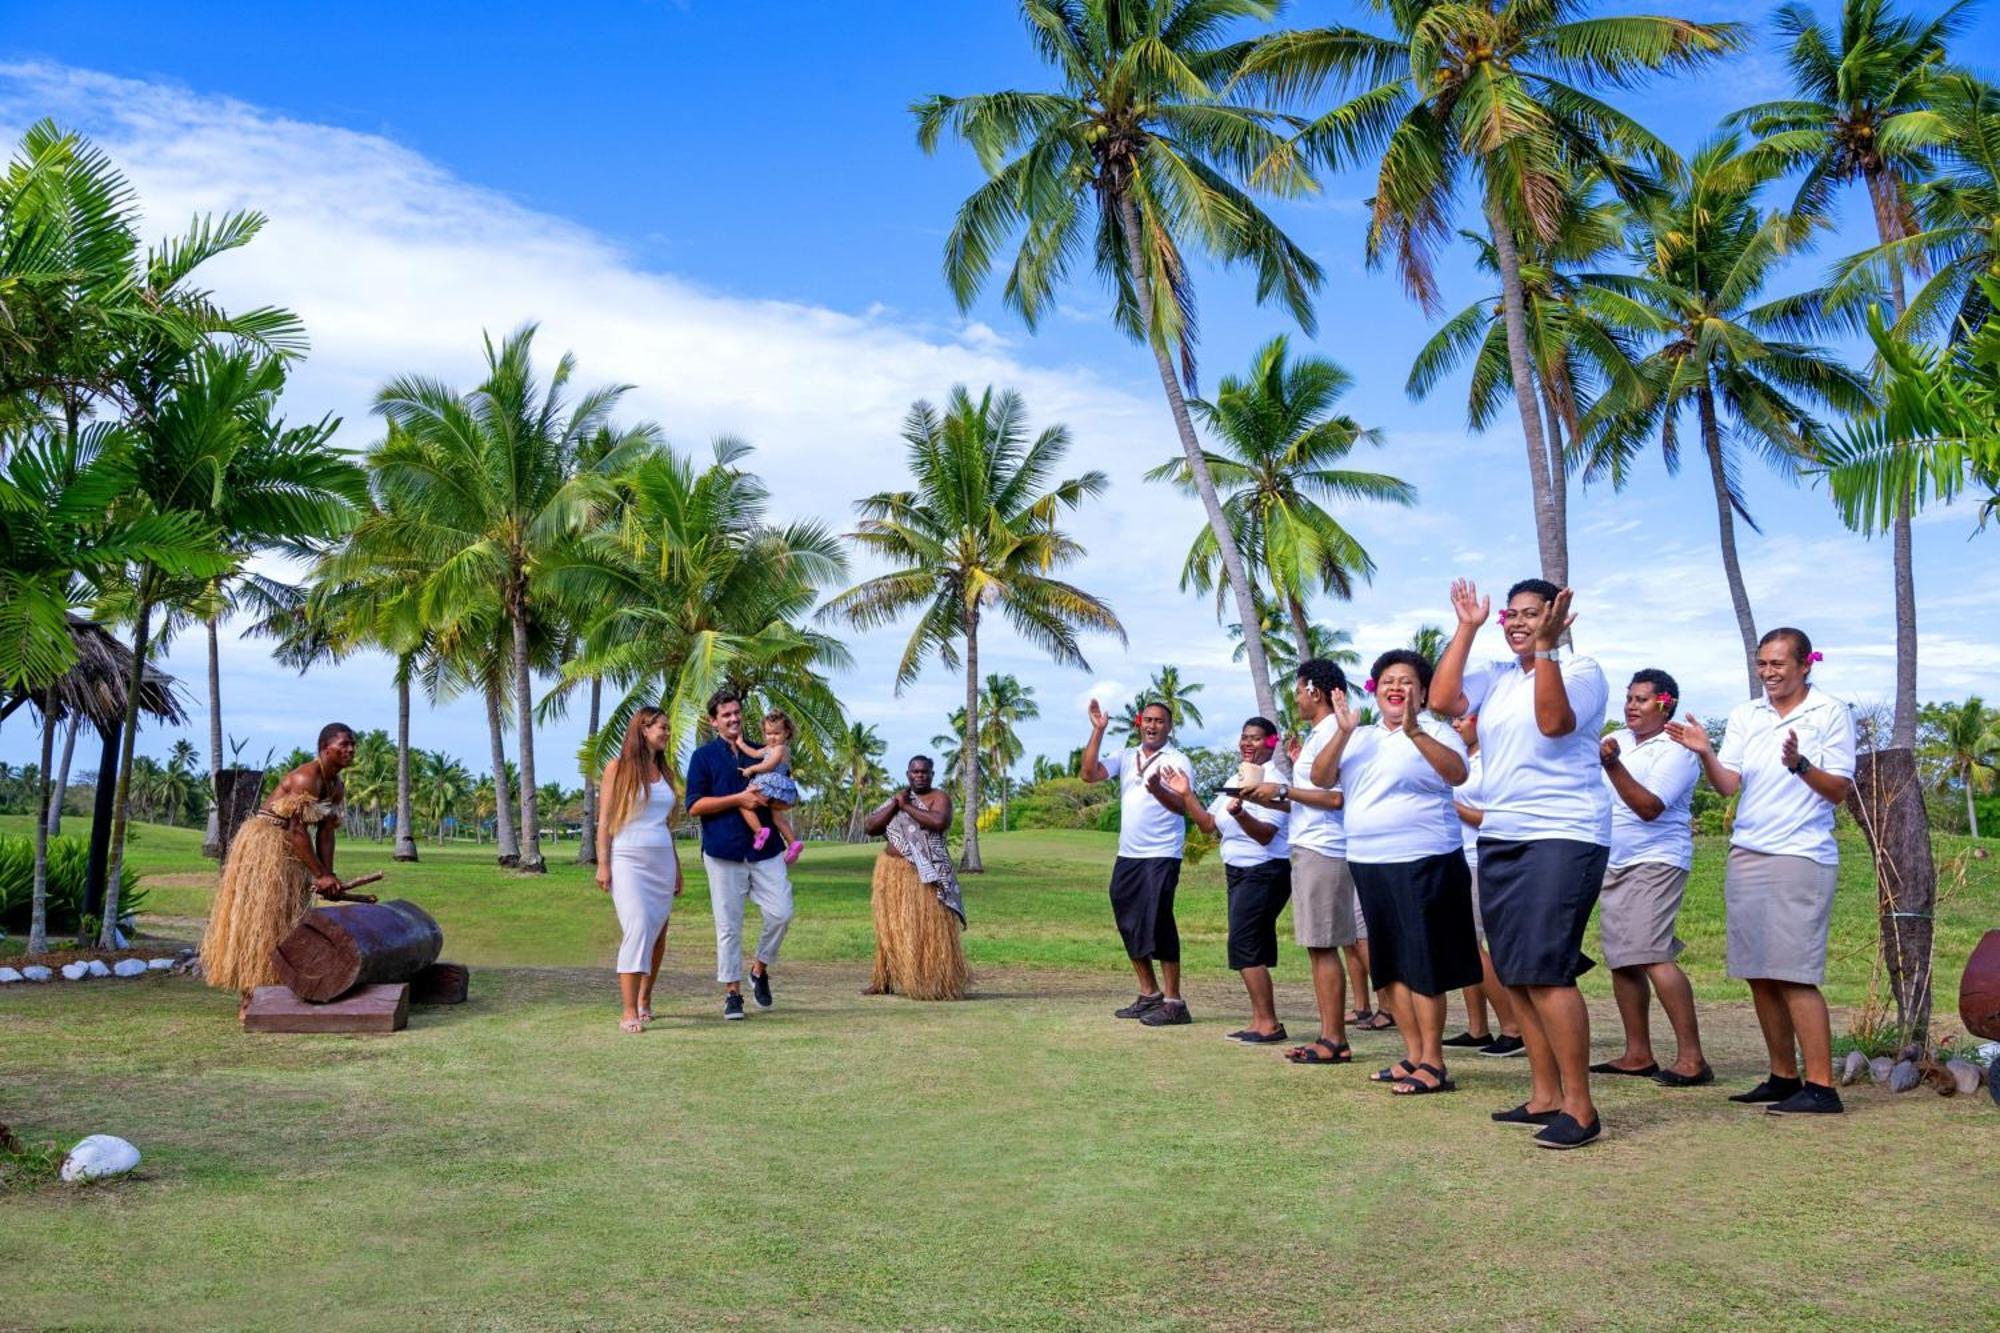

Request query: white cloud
[{"left": 3, "top": 61, "right": 1994, "bottom": 785}]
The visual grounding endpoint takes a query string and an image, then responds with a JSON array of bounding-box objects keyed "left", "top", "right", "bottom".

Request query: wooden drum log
[{"left": 273, "top": 899, "right": 443, "bottom": 1003}]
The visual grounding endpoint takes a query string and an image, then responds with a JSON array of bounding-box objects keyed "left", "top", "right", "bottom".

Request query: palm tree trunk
[
  {"left": 511, "top": 601, "right": 544, "bottom": 873},
  {"left": 1484, "top": 192, "right": 1564, "bottom": 584},
  {"left": 29, "top": 684, "right": 57, "bottom": 955},
  {"left": 1698, "top": 386, "right": 1761, "bottom": 697},
  {"left": 1890, "top": 495, "right": 1918, "bottom": 747},
  {"left": 47, "top": 715, "right": 77, "bottom": 836},
  {"left": 1115, "top": 191, "right": 1279, "bottom": 724},
  {"left": 484, "top": 681, "right": 520, "bottom": 865},
  {"left": 100, "top": 578, "right": 155, "bottom": 949},
  {"left": 1285, "top": 593, "right": 1312, "bottom": 668},
  {"left": 578, "top": 674, "right": 602, "bottom": 865},
  {"left": 202, "top": 613, "right": 225, "bottom": 859},
  {"left": 1541, "top": 383, "right": 1571, "bottom": 588},
  {"left": 960, "top": 605, "right": 984, "bottom": 873},
  {"left": 393, "top": 659, "right": 419, "bottom": 862},
  {"left": 1966, "top": 759, "right": 1981, "bottom": 840}
]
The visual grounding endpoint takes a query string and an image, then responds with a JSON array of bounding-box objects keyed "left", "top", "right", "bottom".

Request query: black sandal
[
  {"left": 1356, "top": 1009, "right": 1396, "bottom": 1031},
  {"left": 1285, "top": 1036, "right": 1352, "bottom": 1064},
  {"left": 1391, "top": 1062, "right": 1457, "bottom": 1095},
  {"left": 1369, "top": 1059, "right": 1419, "bottom": 1083}
]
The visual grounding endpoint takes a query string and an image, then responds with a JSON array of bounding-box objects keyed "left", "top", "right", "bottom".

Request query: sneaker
[
  {"left": 1534, "top": 1112, "right": 1604, "bottom": 1150},
  {"left": 1728, "top": 1073, "right": 1803, "bottom": 1105},
  {"left": 1478, "top": 1034, "right": 1527, "bottom": 1058},
  {"left": 750, "top": 969, "right": 774, "bottom": 1010},
  {"left": 782, "top": 840, "right": 804, "bottom": 865},
  {"left": 1443, "top": 1031, "right": 1492, "bottom": 1048},
  {"left": 1766, "top": 1082, "right": 1844, "bottom": 1116},
  {"left": 1139, "top": 999, "right": 1192, "bottom": 1027},
  {"left": 1491, "top": 1102, "right": 1561, "bottom": 1128},
  {"left": 1115, "top": 992, "right": 1166, "bottom": 1020},
  {"left": 723, "top": 991, "right": 745, "bottom": 1021}
]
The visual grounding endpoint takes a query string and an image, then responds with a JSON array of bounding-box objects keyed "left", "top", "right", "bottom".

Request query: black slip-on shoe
[
  {"left": 1478, "top": 1035, "right": 1527, "bottom": 1058},
  {"left": 1766, "top": 1083, "right": 1844, "bottom": 1116},
  {"left": 1115, "top": 992, "right": 1166, "bottom": 1020},
  {"left": 1589, "top": 1060, "right": 1660, "bottom": 1077},
  {"left": 750, "top": 969, "right": 773, "bottom": 1010},
  {"left": 1234, "top": 1026, "right": 1289, "bottom": 1044},
  {"left": 1652, "top": 1063, "right": 1715, "bottom": 1087},
  {"left": 1443, "top": 1031, "right": 1492, "bottom": 1049},
  {"left": 1491, "top": 1102, "right": 1561, "bottom": 1127},
  {"left": 1140, "top": 999, "right": 1193, "bottom": 1027},
  {"left": 1728, "top": 1074, "right": 1803, "bottom": 1104},
  {"left": 722, "top": 991, "right": 745, "bottom": 1021},
  {"left": 1533, "top": 1112, "right": 1604, "bottom": 1149}
]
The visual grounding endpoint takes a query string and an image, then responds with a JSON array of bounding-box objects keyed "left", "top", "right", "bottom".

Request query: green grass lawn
[{"left": 3, "top": 819, "right": 1997, "bottom": 1329}]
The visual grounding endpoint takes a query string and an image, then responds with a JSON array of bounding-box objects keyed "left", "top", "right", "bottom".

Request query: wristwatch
[
  {"left": 1533, "top": 649, "right": 1561, "bottom": 661},
  {"left": 1276, "top": 783, "right": 1291, "bottom": 802},
  {"left": 1789, "top": 755, "right": 1813, "bottom": 776}
]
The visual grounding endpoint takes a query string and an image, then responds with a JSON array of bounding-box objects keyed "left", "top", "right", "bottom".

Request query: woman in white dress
[{"left": 595, "top": 706, "right": 684, "bottom": 1033}]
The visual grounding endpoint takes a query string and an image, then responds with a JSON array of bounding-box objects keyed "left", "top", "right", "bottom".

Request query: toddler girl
[{"left": 735, "top": 710, "right": 804, "bottom": 864}]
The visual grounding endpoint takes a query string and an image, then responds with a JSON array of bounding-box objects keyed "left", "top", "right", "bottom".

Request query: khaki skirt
[{"left": 1725, "top": 847, "right": 1838, "bottom": 985}]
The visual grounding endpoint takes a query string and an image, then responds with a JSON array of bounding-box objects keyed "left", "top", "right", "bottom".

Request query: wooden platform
[{"left": 242, "top": 983, "right": 409, "bottom": 1034}]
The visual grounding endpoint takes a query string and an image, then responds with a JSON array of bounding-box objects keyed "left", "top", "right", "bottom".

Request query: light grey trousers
[{"left": 703, "top": 853, "right": 794, "bottom": 984}]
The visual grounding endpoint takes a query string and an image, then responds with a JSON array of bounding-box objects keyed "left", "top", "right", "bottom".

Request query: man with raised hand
[{"left": 1083, "top": 696, "right": 1194, "bottom": 1027}]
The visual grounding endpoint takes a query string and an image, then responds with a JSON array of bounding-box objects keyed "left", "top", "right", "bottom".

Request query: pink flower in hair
[
  {"left": 1364, "top": 677, "right": 1377, "bottom": 693},
  {"left": 1808, "top": 650, "right": 1824, "bottom": 663},
  {"left": 1262, "top": 735, "right": 1279, "bottom": 751}
]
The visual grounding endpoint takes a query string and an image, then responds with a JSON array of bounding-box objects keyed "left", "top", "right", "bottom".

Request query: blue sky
[{"left": 3, "top": 2, "right": 1998, "bottom": 788}]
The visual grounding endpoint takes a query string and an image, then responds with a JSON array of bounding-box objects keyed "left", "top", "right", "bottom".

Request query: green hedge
[{"left": 0, "top": 834, "right": 144, "bottom": 935}]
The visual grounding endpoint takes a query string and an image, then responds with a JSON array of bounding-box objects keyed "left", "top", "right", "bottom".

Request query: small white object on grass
[
  {"left": 60, "top": 1135, "right": 140, "bottom": 1183},
  {"left": 21, "top": 965, "right": 52, "bottom": 982},
  {"left": 112, "top": 958, "right": 148, "bottom": 978},
  {"left": 85, "top": 959, "right": 111, "bottom": 978},
  {"left": 60, "top": 961, "right": 89, "bottom": 981},
  {"left": 0, "top": 967, "right": 22, "bottom": 984},
  {"left": 147, "top": 957, "right": 174, "bottom": 971}
]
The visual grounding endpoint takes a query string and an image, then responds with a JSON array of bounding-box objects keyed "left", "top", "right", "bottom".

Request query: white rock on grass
[
  {"left": 60, "top": 961, "right": 89, "bottom": 981},
  {"left": 85, "top": 959, "right": 111, "bottom": 978},
  {"left": 0, "top": 967, "right": 22, "bottom": 984},
  {"left": 21, "top": 965, "right": 52, "bottom": 982},
  {"left": 1945, "top": 1059, "right": 1983, "bottom": 1096},
  {"left": 146, "top": 957, "right": 174, "bottom": 971},
  {"left": 112, "top": 958, "right": 148, "bottom": 978},
  {"left": 60, "top": 1135, "right": 140, "bottom": 1183},
  {"left": 1840, "top": 1050, "right": 1869, "bottom": 1086}
]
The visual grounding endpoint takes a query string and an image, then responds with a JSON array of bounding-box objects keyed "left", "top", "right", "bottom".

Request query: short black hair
[
  {"left": 1242, "top": 715, "right": 1279, "bottom": 740},
  {"left": 1139, "top": 699, "right": 1174, "bottom": 721},
  {"left": 1295, "top": 657, "right": 1348, "bottom": 698},
  {"left": 317, "top": 722, "right": 355, "bottom": 751},
  {"left": 908, "top": 754, "right": 934, "bottom": 770},
  {"left": 1368, "top": 649, "right": 1434, "bottom": 697},
  {"left": 1759, "top": 627, "right": 1812, "bottom": 664},
  {"left": 705, "top": 688, "right": 744, "bottom": 719},
  {"left": 1629, "top": 668, "right": 1680, "bottom": 703},
  {"left": 1506, "top": 577, "right": 1561, "bottom": 604}
]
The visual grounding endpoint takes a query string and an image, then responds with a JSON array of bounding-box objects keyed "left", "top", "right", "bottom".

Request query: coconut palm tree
[
  {"left": 416, "top": 749, "right": 471, "bottom": 844},
  {"left": 1578, "top": 135, "right": 1875, "bottom": 694},
  {"left": 1146, "top": 335, "right": 1412, "bottom": 652},
  {"left": 1240, "top": 0, "right": 1741, "bottom": 584},
  {"left": 1142, "top": 664, "right": 1207, "bottom": 730},
  {"left": 979, "top": 673, "right": 1040, "bottom": 832},
  {"left": 1732, "top": 0, "right": 1974, "bottom": 748},
  {"left": 555, "top": 437, "right": 848, "bottom": 779},
  {"left": 371, "top": 325, "right": 646, "bottom": 873},
  {"left": 914, "top": 0, "right": 1326, "bottom": 723},
  {"left": 825, "top": 386, "right": 1124, "bottom": 873},
  {"left": 831, "top": 721, "right": 888, "bottom": 842},
  {"left": 1922, "top": 696, "right": 1997, "bottom": 837}
]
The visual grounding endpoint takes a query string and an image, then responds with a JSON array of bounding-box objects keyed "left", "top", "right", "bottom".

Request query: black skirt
[
  {"left": 1476, "top": 837, "right": 1608, "bottom": 987},
  {"left": 1224, "top": 859, "right": 1291, "bottom": 970},
  {"left": 1350, "top": 851, "right": 1482, "bottom": 997},
  {"left": 1108, "top": 855, "right": 1182, "bottom": 963}
]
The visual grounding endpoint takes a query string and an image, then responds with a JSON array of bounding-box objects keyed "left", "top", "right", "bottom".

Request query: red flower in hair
[
  {"left": 1808, "top": 651, "right": 1824, "bottom": 663},
  {"left": 1364, "top": 677, "right": 1377, "bottom": 693}
]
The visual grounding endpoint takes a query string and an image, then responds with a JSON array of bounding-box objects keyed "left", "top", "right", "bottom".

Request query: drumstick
[{"left": 339, "top": 872, "right": 385, "bottom": 891}]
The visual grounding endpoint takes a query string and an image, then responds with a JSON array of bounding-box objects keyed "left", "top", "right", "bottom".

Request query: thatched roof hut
[{"left": 0, "top": 616, "right": 187, "bottom": 732}]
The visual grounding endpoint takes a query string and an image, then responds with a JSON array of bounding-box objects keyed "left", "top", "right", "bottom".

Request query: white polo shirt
[
  {"left": 1460, "top": 656, "right": 1611, "bottom": 845},
  {"left": 1099, "top": 744, "right": 1192, "bottom": 860},
  {"left": 1458, "top": 752, "right": 1484, "bottom": 864},
  {"left": 1339, "top": 718, "right": 1470, "bottom": 864},
  {"left": 1604, "top": 728, "right": 1700, "bottom": 870},
  {"left": 1718, "top": 687, "right": 1856, "bottom": 865},
  {"left": 1288, "top": 713, "right": 1347, "bottom": 857},
  {"left": 1207, "top": 794, "right": 1289, "bottom": 868}
]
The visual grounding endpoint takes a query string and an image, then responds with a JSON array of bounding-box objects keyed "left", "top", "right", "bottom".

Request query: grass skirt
[
  {"left": 201, "top": 796, "right": 315, "bottom": 992},
  {"left": 869, "top": 850, "right": 967, "bottom": 1001}
]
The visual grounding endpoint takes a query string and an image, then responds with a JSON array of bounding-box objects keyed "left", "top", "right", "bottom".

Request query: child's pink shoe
[
  {"left": 752, "top": 828, "right": 772, "bottom": 850},
  {"left": 783, "top": 840, "right": 804, "bottom": 865}
]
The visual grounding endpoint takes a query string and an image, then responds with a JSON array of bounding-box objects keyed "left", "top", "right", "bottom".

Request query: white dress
[{"left": 610, "top": 778, "right": 680, "bottom": 973}]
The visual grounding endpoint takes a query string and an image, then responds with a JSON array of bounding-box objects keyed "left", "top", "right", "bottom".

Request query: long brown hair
[{"left": 602, "top": 706, "right": 675, "bottom": 842}]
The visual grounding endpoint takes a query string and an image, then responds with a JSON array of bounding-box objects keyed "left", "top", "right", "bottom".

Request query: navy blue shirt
[{"left": 685, "top": 737, "right": 781, "bottom": 863}]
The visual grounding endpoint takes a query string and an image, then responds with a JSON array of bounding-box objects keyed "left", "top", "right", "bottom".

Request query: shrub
[
  {"left": 0, "top": 835, "right": 144, "bottom": 935},
  {"left": 1010, "top": 777, "right": 1116, "bottom": 831}
]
